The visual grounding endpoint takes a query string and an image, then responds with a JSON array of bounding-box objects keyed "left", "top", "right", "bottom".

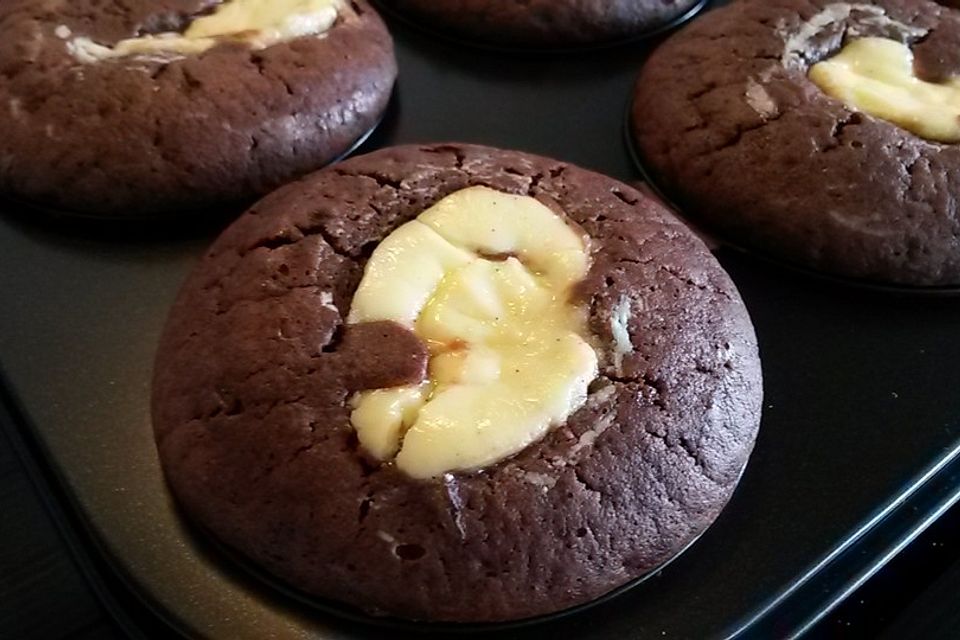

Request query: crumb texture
[
  {"left": 380, "top": 0, "right": 701, "bottom": 46},
  {"left": 0, "top": 0, "right": 396, "bottom": 217},
  {"left": 632, "top": 0, "right": 960, "bottom": 286},
  {"left": 151, "top": 143, "right": 763, "bottom": 623}
]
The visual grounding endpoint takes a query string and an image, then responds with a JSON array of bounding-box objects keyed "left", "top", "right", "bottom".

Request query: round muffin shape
[
  {"left": 376, "top": 0, "right": 704, "bottom": 48},
  {"left": 0, "top": 0, "right": 396, "bottom": 218},
  {"left": 152, "top": 143, "right": 763, "bottom": 623},
  {"left": 632, "top": 0, "right": 960, "bottom": 287}
]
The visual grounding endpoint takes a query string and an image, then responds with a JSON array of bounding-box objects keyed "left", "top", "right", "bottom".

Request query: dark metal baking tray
[{"left": 3, "top": 1, "right": 960, "bottom": 637}]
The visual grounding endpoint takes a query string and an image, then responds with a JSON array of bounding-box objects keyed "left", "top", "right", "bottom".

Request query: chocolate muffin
[
  {"left": 376, "top": 0, "right": 704, "bottom": 48},
  {"left": 632, "top": 0, "right": 960, "bottom": 286},
  {"left": 151, "top": 143, "right": 763, "bottom": 623},
  {"left": 0, "top": 0, "right": 396, "bottom": 218}
]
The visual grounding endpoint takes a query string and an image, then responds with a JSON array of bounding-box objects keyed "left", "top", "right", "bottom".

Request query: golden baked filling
[
  {"left": 809, "top": 37, "right": 960, "bottom": 143},
  {"left": 65, "top": 0, "right": 343, "bottom": 62},
  {"left": 347, "top": 186, "right": 598, "bottom": 479}
]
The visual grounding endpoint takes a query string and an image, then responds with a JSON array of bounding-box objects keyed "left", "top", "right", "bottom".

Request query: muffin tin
[{"left": 3, "top": 1, "right": 960, "bottom": 637}]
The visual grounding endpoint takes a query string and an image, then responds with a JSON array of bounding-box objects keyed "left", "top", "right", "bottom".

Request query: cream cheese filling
[
  {"left": 347, "top": 186, "right": 599, "bottom": 479},
  {"left": 66, "top": 0, "right": 342, "bottom": 62},
  {"left": 809, "top": 37, "right": 960, "bottom": 143}
]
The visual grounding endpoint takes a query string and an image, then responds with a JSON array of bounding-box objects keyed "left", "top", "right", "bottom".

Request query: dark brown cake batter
[
  {"left": 632, "top": 0, "right": 960, "bottom": 286},
  {"left": 0, "top": 0, "right": 396, "bottom": 218},
  {"left": 152, "top": 143, "right": 763, "bottom": 622},
  {"left": 377, "top": 0, "right": 702, "bottom": 47}
]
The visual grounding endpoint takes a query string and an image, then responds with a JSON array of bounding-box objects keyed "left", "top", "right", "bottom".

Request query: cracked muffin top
[
  {"left": 632, "top": 0, "right": 960, "bottom": 287},
  {"left": 377, "top": 0, "right": 703, "bottom": 48},
  {"left": 0, "top": 0, "right": 396, "bottom": 218},
  {"left": 151, "top": 143, "right": 763, "bottom": 623}
]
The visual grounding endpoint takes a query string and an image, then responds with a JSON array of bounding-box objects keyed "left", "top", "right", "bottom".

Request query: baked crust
[
  {"left": 632, "top": 0, "right": 960, "bottom": 286},
  {"left": 0, "top": 0, "right": 397, "bottom": 218},
  {"left": 152, "top": 143, "right": 763, "bottom": 622},
  {"left": 378, "top": 0, "right": 702, "bottom": 47}
]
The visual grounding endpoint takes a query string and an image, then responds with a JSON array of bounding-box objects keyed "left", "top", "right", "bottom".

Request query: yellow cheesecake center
[
  {"left": 347, "top": 186, "right": 598, "bottom": 479},
  {"left": 66, "top": 0, "right": 342, "bottom": 62},
  {"left": 809, "top": 37, "right": 960, "bottom": 143}
]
